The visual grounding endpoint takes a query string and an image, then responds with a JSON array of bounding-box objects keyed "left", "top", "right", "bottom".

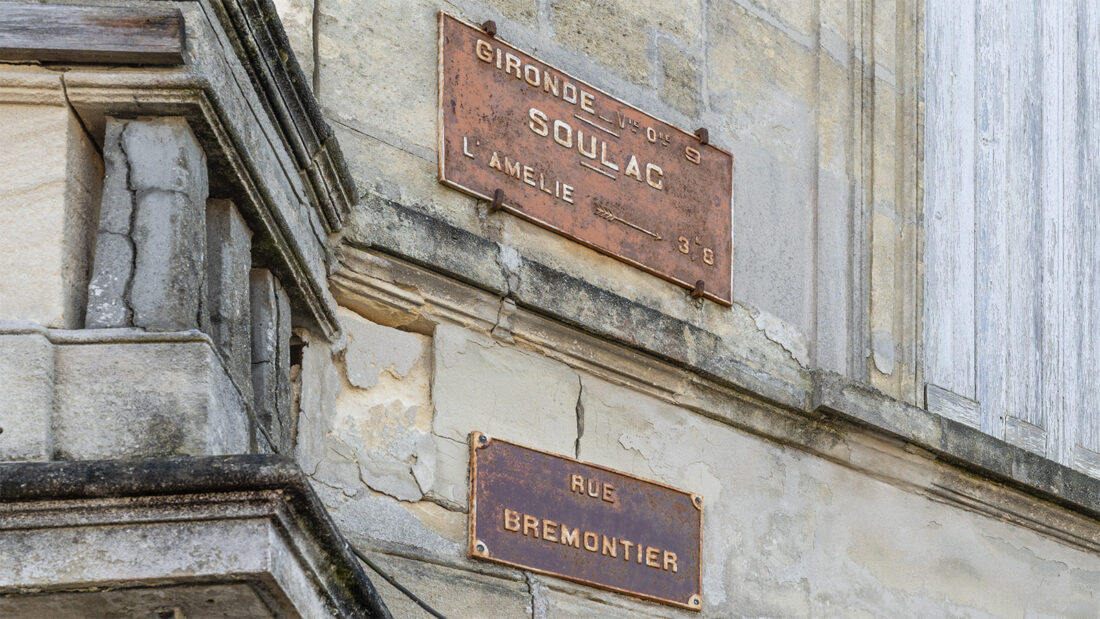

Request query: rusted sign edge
[
  {"left": 467, "top": 431, "right": 704, "bottom": 611},
  {"left": 437, "top": 11, "right": 734, "bottom": 307}
]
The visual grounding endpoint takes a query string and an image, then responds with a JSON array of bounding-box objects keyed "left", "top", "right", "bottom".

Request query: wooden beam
[{"left": 0, "top": 3, "right": 184, "bottom": 65}]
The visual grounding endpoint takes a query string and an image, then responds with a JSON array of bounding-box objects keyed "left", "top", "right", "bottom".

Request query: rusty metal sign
[
  {"left": 468, "top": 432, "right": 703, "bottom": 610},
  {"left": 438, "top": 12, "right": 733, "bottom": 305}
]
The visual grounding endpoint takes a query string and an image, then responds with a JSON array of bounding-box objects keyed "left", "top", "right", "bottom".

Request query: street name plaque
[
  {"left": 439, "top": 12, "right": 733, "bottom": 305},
  {"left": 468, "top": 432, "right": 703, "bottom": 610}
]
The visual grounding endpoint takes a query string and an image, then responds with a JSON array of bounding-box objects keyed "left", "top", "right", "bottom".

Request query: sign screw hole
[{"left": 482, "top": 20, "right": 497, "bottom": 37}]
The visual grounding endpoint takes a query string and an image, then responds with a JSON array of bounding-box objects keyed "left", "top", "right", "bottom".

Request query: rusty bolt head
[
  {"left": 490, "top": 188, "right": 505, "bottom": 212},
  {"left": 694, "top": 127, "right": 709, "bottom": 146},
  {"left": 482, "top": 20, "right": 497, "bottom": 37},
  {"left": 690, "top": 280, "right": 706, "bottom": 299}
]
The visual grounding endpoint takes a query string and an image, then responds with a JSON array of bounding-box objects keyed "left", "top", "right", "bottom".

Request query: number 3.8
[{"left": 677, "top": 236, "right": 715, "bottom": 266}]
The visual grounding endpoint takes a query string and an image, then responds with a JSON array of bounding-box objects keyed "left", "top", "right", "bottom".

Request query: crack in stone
[
  {"left": 58, "top": 72, "right": 103, "bottom": 159},
  {"left": 574, "top": 375, "right": 585, "bottom": 459},
  {"left": 117, "top": 124, "right": 139, "bottom": 324},
  {"left": 524, "top": 572, "right": 548, "bottom": 619}
]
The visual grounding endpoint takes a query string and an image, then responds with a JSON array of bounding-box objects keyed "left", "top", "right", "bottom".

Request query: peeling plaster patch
[
  {"left": 497, "top": 243, "right": 523, "bottom": 271},
  {"left": 748, "top": 305, "right": 809, "bottom": 367},
  {"left": 330, "top": 385, "right": 434, "bottom": 502},
  {"left": 496, "top": 243, "right": 523, "bottom": 292}
]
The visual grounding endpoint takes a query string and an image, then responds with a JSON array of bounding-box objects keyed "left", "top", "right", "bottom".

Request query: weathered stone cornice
[
  {"left": 0, "top": 455, "right": 391, "bottom": 617},
  {"left": 334, "top": 196, "right": 1100, "bottom": 549}
]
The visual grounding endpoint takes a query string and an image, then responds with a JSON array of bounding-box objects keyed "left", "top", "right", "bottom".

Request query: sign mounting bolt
[
  {"left": 690, "top": 280, "right": 706, "bottom": 299},
  {"left": 490, "top": 188, "right": 505, "bottom": 212},
  {"left": 694, "top": 127, "right": 709, "bottom": 146},
  {"left": 482, "top": 20, "right": 497, "bottom": 37},
  {"left": 475, "top": 540, "right": 489, "bottom": 556}
]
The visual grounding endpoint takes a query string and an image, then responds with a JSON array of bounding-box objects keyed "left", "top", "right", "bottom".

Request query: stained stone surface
[
  {"left": 86, "top": 117, "right": 209, "bottom": 332},
  {"left": 206, "top": 199, "right": 253, "bottom": 399},
  {"left": 0, "top": 104, "right": 101, "bottom": 329},
  {"left": 251, "top": 269, "right": 294, "bottom": 453}
]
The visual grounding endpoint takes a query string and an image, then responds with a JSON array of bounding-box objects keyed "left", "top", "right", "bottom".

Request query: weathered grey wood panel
[
  {"left": 973, "top": 0, "right": 1009, "bottom": 442},
  {"left": 0, "top": 3, "right": 184, "bottom": 65},
  {"left": 925, "top": 0, "right": 1100, "bottom": 468},
  {"left": 1076, "top": 1, "right": 1100, "bottom": 454},
  {"left": 923, "top": 0, "right": 976, "bottom": 403}
]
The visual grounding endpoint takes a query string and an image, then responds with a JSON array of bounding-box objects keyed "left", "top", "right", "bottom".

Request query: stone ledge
[
  {"left": 348, "top": 194, "right": 812, "bottom": 411},
  {"left": 341, "top": 196, "right": 1100, "bottom": 526},
  {"left": 814, "top": 372, "right": 1100, "bottom": 521},
  {"left": 0, "top": 455, "right": 391, "bottom": 618}
]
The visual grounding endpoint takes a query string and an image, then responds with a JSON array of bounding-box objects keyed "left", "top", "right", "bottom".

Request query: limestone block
[
  {"left": 750, "top": 0, "right": 815, "bottom": 37},
  {"left": 316, "top": 0, "right": 438, "bottom": 152},
  {"left": 549, "top": 0, "right": 702, "bottom": 87},
  {"left": 0, "top": 104, "right": 101, "bottom": 329},
  {"left": 86, "top": 117, "right": 209, "bottom": 331},
  {"left": 549, "top": 0, "right": 651, "bottom": 86},
  {"left": 483, "top": 0, "right": 538, "bottom": 26},
  {"left": 0, "top": 333, "right": 54, "bottom": 461},
  {"left": 432, "top": 324, "right": 580, "bottom": 457},
  {"left": 423, "top": 432, "right": 469, "bottom": 507},
  {"left": 657, "top": 39, "right": 701, "bottom": 118},
  {"left": 314, "top": 482, "right": 465, "bottom": 560},
  {"left": 130, "top": 190, "right": 206, "bottom": 330},
  {"left": 206, "top": 199, "right": 253, "bottom": 398},
  {"left": 531, "top": 574, "right": 688, "bottom": 618},
  {"left": 340, "top": 306, "right": 423, "bottom": 389},
  {"left": 337, "top": 126, "right": 483, "bottom": 237},
  {"left": 85, "top": 232, "right": 133, "bottom": 327},
  {"left": 52, "top": 338, "right": 249, "bottom": 459},
  {"left": 251, "top": 269, "right": 293, "bottom": 453},
  {"left": 273, "top": 0, "right": 315, "bottom": 82},
  {"left": 0, "top": 584, "right": 275, "bottom": 618},
  {"left": 367, "top": 552, "right": 530, "bottom": 618}
]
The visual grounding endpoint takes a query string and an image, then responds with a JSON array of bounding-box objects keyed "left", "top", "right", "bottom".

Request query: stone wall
[
  {"left": 276, "top": 0, "right": 922, "bottom": 401},
  {"left": 295, "top": 303, "right": 1100, "bottom": 616}
]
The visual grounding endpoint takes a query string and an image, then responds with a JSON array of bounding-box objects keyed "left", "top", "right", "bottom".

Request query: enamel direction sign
[
  {"left": 438, "top": 12, "right": 733, "bottom": 305},
  {"left": 468, "top": 432, "right": 704, "bottom": 610}
]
